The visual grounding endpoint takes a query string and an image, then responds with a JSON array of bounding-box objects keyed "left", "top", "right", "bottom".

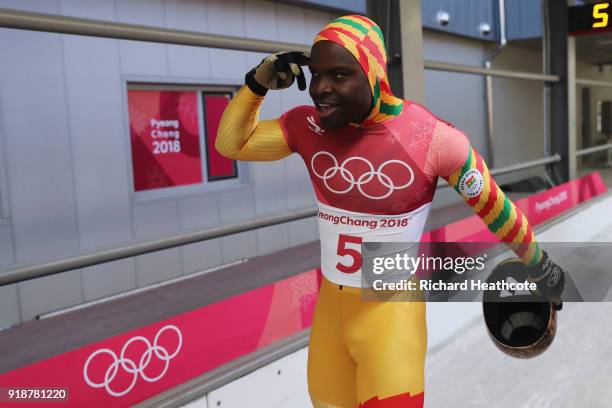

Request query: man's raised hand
[{"left": 245, "top": 51, "right": 310, "bottom": 96}]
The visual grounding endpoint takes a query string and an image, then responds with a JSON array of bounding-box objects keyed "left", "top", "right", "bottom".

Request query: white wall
[
  {"left": 0, "top": 1, "right": 603, "bottom": 327},
  {"left": 576, "top": 61, "right": 612, "bottom": 167},
  {"left": 422, "top": 30, "right": 547, "bottom": 207},
  {"left": 0, "top": 0, "right": 329, "bottom": 326},
  {"left": 423, "top": 32, "right": 612, "bottom": 205},
  {"left": 422, "top": 30, "right": 490, "bottom": 208}
]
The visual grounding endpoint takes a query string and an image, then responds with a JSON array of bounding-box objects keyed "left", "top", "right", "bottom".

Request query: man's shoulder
[
  {"left": 401, "top": 100, "right": 455, "bottom": 128},
  {"left": 282, "top": 104, "right": 316, "bottom": 120},
  {"left": 279, "top": 105, "right": 320, "bottom": 151},
  {"left": 396, "top": 100, "right": 469, "bottom": 155},
  {"left": 281, "top": 105, "right": 321, "bottom": 135}
]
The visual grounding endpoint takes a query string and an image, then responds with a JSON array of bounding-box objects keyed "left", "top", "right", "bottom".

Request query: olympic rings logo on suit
[
  {"left": 310, "top": 151, "right": 414, "bottom": 200},
  {"left": 83, "top": 325, "right": 182, "bottom": 397}
]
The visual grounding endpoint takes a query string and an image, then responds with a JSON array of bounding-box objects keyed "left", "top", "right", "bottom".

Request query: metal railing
[
  {"left": 136, "top": 187, "right": 612, "bottom": 408},
  {"left": 437, "top": 153, "right": 562, "bottom": 189},
  {"left": 424, "top": 60, "right": 560, "bottom": 82},
  {"left": 487, "top": 153, "right": 562, "bottom": 176},
  {"left": 0, "top": 208, "right": 316, "bottom": 286},
  {"left": 0, "top": 7, "right": 311, "bottom": 54},
  {"left": 576, "top": 143, "right": 612, "bottom": 157},
  {"left": 0, "top": 5, "right": 609, "bottom": 406},
  {"left": 3, "top": 6, "right": 612, "bottom": 88},
  {"left": 134, "top": 330, "right": 310, "bottom": 408},
  {"left": 0, "top": 6, "right": 607, "bottom": 287},
  {"left": 576, "top": 78, "right": 612, "bottom": 88},
  {"left": 0, "top": 7, "right": 562, "bottom": 83},
  {"left": 1, "top": 153, "right": 562, "bottom": 285}
]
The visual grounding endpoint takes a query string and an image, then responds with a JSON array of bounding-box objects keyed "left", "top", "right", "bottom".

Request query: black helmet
[{"left": 482, "top": 258, "right": 557, "bottom": 359}]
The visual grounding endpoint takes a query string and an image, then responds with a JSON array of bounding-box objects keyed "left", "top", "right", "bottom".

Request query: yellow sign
[
  {"left": 570, "top": 2, "right": 611, "bottom": 35},
  {"left": 593, "top": 3, "right": 609, "bottom": 29}
]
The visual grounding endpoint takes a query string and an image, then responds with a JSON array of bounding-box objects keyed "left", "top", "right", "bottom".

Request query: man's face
[{"left": 308, "top": 41, "right": 372, "bottom": 129}]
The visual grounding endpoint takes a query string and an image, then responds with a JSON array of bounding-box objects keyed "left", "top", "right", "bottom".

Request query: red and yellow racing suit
[{"left": 216, "top": 14, "right": 542, "bottom": 408}]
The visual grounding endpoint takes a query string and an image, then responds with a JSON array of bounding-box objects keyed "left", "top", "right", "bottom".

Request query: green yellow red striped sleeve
[
  {"left": 444, "top": 147, "right": 543, "bottom": 266},
  {"left": 215, "top": 86, "right": 293, "bottom": 161}
]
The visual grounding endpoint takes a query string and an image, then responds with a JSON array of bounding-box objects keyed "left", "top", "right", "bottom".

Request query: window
[
  {"left": 126, "top": 84, "right": 239, "bottom": 196},
  {"left": 203, "top": 93, "right": 238, "bottom": 181}
]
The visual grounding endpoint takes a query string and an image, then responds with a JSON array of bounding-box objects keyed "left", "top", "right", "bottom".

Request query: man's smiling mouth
[{"left": 316, "top": 103, "right": 339, "bottom": 116}]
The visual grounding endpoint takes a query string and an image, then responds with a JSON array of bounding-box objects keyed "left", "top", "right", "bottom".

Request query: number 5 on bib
[{"left": 336, "top": 234, "right": 363, "bottom": 274}]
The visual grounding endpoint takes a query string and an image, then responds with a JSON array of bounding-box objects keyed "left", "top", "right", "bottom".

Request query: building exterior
[{"left": 0, "top": 0, "right": 611, "bottom": 329}]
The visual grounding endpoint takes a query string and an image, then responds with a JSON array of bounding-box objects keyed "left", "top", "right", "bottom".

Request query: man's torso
[{"left": 281, "top": 102, "right": 466, "bottom": 286}]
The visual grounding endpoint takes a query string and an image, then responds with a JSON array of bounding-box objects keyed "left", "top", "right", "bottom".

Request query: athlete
[{"left": 215, "top": 15, "right": 565, "bottom": 408}]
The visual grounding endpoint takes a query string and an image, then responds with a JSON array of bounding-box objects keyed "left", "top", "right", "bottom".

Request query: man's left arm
[
  {"left": 432, "top": 124, "right": 565, "bottom": 304},
  {"left": 444, "top": 145, "right": 542, "bottom": 266}
]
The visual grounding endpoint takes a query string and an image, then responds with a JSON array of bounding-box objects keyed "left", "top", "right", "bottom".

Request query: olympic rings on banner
[
  {"left": 83, "top": 325, "right": 182, "bottom": 397},
  {"left": 310, "top": 151, "right": 414, "bottom": 200}
]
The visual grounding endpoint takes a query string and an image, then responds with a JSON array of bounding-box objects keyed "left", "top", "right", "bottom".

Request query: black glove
[
  {"left": 245, "top": 51, "right": 310, "bottom": 96},
  {"left": 528, "top": 250, "right": 565, "bottom": 310}
]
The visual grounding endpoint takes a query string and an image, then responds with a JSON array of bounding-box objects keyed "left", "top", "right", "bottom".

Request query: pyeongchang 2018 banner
[
  {"left": 128, "top": 90, "right": 203, "bottom": 191},
  {"left": 0, "top": 270, "right": 320, "bottom": 407}
]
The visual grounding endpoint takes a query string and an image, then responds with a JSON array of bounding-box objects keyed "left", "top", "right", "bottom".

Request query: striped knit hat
[{"left": 314, "top": 15, "right": 404, "bottom": 126}]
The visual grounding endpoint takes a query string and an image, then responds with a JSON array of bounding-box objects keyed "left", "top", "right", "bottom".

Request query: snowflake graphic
[
  {"left": 385, "top": 133, "right": 397, "bottom": 144},
  {"left": 178, "top": 92, "right": 199, "bottom": 135},
  {"left": 391, "top": 201, "right": 408, "bottom": 213},
  {"left": 408, "top": 118, "right": 436, "bottom": 150},
  {"left": 147, "top": 167, "right": 170, "bottom": 189},
  {"left": 291, "top": 274, "right": 318, "bottom": 311},
  {"left": 431, "top": 126, "right": 455, "bottom": 158},
  {"left": 413, "top": 186, "right": 429, "bottom": 201},
  {"left": 129, "top": 104, "right": 149, "bottom": 135}
]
